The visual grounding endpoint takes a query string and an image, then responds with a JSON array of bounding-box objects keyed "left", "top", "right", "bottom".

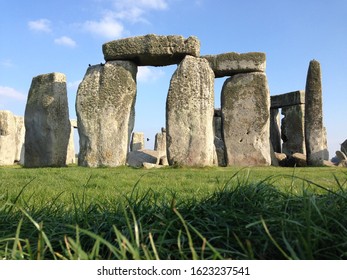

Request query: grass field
[{"left": 1, "top": 165, "right": 347, "bottom": 260}]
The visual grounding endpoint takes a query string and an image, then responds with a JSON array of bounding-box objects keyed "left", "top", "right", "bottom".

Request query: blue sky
[{"left": 1, "top": 0, "right": 346, "bottom": 156}]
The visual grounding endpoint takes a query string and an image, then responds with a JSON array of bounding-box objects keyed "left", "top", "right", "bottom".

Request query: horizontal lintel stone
[
  {"left": 102, "top": 34, "right": 200, "bottom": 66},
  {"left": 270, "top": 90, "right": 305, "bottom": 109},
  {"left": 201, "top": 52, "right": 266, "bottom": 78}
]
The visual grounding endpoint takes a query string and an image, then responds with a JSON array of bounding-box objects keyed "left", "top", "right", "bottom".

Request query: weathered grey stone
[
  {"left": 281, "top": 104, "right": 306, "bottom": 155},
  {"left": 274, "top": 152, "right": 287, "bottom": 166},
  {"left": 271, "top": 90, "right": 305, "bottom": 109},
  {"left": 131, "top": 132, "right": 144, "bottom": 151},
  {"left": 338, "top": 160, "right": 347, "bottom": 167},
  {"left": 127, "top": 149, "right": 159, "bottom": 168},
  {"left": 341, "top": 139, "right": 347, "bottom": 155},
  {"left": 24, "top": 73, "right": 70, "bottom": 167},
  {"left": 0, "top": 110, "right": 16, "bottom": 165},
  {"left": 213, "top": 109, "right": 222, "bottom": 139},
  {"left": 221, "top": 72, "right": 271, "bottom": 166},
  {"left": 336, "top": 151, "right": 347, "bottom": 161},
  {"left": 103, "top": 34, "right": 200, "bottom": 66},
  {"left": 76, "top": 61, "right": 137, "bottom": 167},
  {"left": 305, "top": 60, "right": 326, "bottom": 166},
  {"left": 288, "top": 153, "right": 307, "bottom": 167},
  {"left": 270, "top": 108, "right": 281, "bottom": 153},
  {"left": 14, "top": 116, "right": 25, "bottom": 163},
  {"left": 159, "top": 155, "right": 169, "bottom": 166},
  {"left": 154, "top": 128, "right": 166, "bottom": 163},
  {"left": 202, "top": 52, "right": 266, "bottom": 78},
  {"left": 214, "top": 136, "right": 226, "bottom": 167},
  {"left": 66, "top": 120, "right": 76, "bottom": 165},
  {"left": 166, "top": 55, "right": 215, "bottom": 166}
]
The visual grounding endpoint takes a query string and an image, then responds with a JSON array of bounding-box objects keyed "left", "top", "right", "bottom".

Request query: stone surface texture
[
  {"left": 76, "top": 61, "right": 137, "bottom": 167},
  {"left": 0, "top": 110, "right": 16, "bottom": 165},
  {"left": 154, "top": 127, "right": 166, "bottom": 161},
  {"left": 166, "top": 55, "right": 215, "bottom": 166},
  {"left": 103, "top": 34, "right": 200, "bottom": 66},
  {"left": 304, "top": 60, "right": 327, "bottom": 166},
  {"left": 270, "top": 90, "right": 305, "bottom": 109},
  {"left": 221, "top": 72, "right": 271, "bottom": 166},
  {"left": 202, "top": 52, "right": 266, "bottom": 78},
  {"left": 281, "top": 104, "right": 306, "bottom": 155},
  {"left": 127, "top": 149, "right": 159, "bottom": 168},
  {"left": 270, "top": 108, "right": 281, "bottom": 153},
  {"left": 131, "top": 132, "right": 145, "bottom": 151},
  {"left": 14, "top": 116, "right": 25, "bottom": 163},
  {"left": 24, "top": 73, "right": 71, "bottom": 167},
  {"left": 66, "top": 120, "right": 76, "bottom": 164}
]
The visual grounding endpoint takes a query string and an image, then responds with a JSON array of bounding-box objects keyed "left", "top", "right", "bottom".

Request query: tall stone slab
[
  {"left": 0, "top": 110, "right": 16, "bottom": 165},
  {"left": 24, "top": 73, "right": 70, "bottom": 167},
  {"left": 131, "top": 132, "right": 144, "bottom": 151},
  {"left": 66, "top": 120, "right": 76, "bottom": 165},
  {"left": 281, "top": 104, "right": 306, "bottom": 155},
  {"left": 76, "top": 61, "right": 137, "bottom": 167},
  {"left": 221, "top": 73, "right": 271, "bottom": 166},
  {"left": 166, "top": 55, "right": 215, "bottom": 166},
  {"left": 270, "top": 108, "right": 281, "bottom": 153},
  {"left": 154, "top": 127, "right": 167, "bottom": 159},
  {"left": 304, "top": 60, "right": 327, "bottom": 166},
  {"left": 14, "top": 116, "right": 25, "bottom": 163}
]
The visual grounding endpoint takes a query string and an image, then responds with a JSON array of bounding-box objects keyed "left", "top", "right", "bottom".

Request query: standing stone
[
  {"left": 66, "top": 120, "right": 76, "bottom": 165},
  {"left": 166, "top": 55, "right": 215, "bottom": 166},
  {"left": 154, "top": 127, "right": 167, "bottom": 161},
  {"left": 0, "top": 110, "right": 16, "bottom": 165},
  {"left": 305, "top": 60, "right": 327, "bottom": 166},
  {"left": 221, "top": 72, "right": 271, "bottom": 166},
  {"left": 76, "top": 61, "right": 137, "bottom": 167},
  {"left": 270, "top": 108, "right": 281, "bottom": 153},
  {"left": 131, "top": 132, "right": 144, "bottom": 151},
  {"left": 24, "top": 73, "right": 70, "bottom": 167},
  {"left": 281, "top": 104, "right": 306, "bottom": 155},
  {"left": 14, "top": 116, "right": 25, "bottom": 164},
  {"left": 213, "top": 109, "right": 226, "bottom": 166}
]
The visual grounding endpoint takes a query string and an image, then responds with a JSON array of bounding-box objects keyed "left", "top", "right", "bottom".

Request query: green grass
[{"left": 0, "top": 166, "right": 347, "bottom": 259}]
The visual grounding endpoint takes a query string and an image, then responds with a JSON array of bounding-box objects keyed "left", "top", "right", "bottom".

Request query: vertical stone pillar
[
  {"left": 66, "top": 120, "right": 76, "bottom": 164},
  {"left": 281, "top": 104, "right": 306, "bottom": 155},
  {"left": 14, "top": 116, "right": 25, "bottom": 163},
  {"left": 305, "top": 60, "right": 327, "bottom": 166},
  {"left": 0, "top": 110, "right": 16, "bottom": 165},
  {"left": 166, "top": 55, "right": 215, "bottom": 166},
  {"left": 76, "top": 61, "right": 137, "bottom": 167},
  {"left": 24, "top": 73, "right": 71, "bottom": 167},
  {"left": 270, "top": 108, "right": 281, "bottom": 153},
  {"left": 154, "top": 127, "right": 166, "bottom": 156},
  {"left": 213, "top": 109, "right": 226, "bottom": 166},
  {"left": 221, "top": 72, "right": 271, "bottom": 166},
  {"left": 131, "top": 132, "right": 144, "bottom": 151}
]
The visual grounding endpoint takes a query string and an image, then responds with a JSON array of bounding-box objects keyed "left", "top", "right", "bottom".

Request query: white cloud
[
  {"left": 137, "top": 66, "right": 165, "bottom": 83},
  {"left": 28, "top": 19, "right": 52, "bottom": 33},
  {"left": 0, "top": 86, "right": 26, "bottom": 101},
  {"left": 82, "top": 0, "right": 168, "bottom": 38},
  {"left": 1, "top": 59, "right": 14, "bottom": 68},
  {"left": 54, "top": 36, "right": 77, "bottom": 48},
  {"left": 83, "top": 13, "right": 124, "bottom": 39}
]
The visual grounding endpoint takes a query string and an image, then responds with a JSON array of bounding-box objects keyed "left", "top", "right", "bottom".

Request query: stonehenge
[{"left": 1, "top": 34, "right": 331, "bottom": 168}]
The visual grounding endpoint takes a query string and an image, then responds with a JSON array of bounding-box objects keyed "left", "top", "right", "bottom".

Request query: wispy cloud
[
  {"left": 82, "top": 0, "right": 169, "bottom": 39},
  {"left": 137, "top": 66, "right": 165, "bottom": 83},
  {"left": 83, "top": 12, "right": 124, "bottom": 39},
  {"left": 0, "top": 86, "right": 26, "bottom": 101},
  {"left": 1, "top": 59, "right": 15, "bottom": 68},
  {"left": 28, "top": 19, "right": 52, "bottom": 33},
  {"left": 54, "top": 36, "right": 77, "bottom": 48}
]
